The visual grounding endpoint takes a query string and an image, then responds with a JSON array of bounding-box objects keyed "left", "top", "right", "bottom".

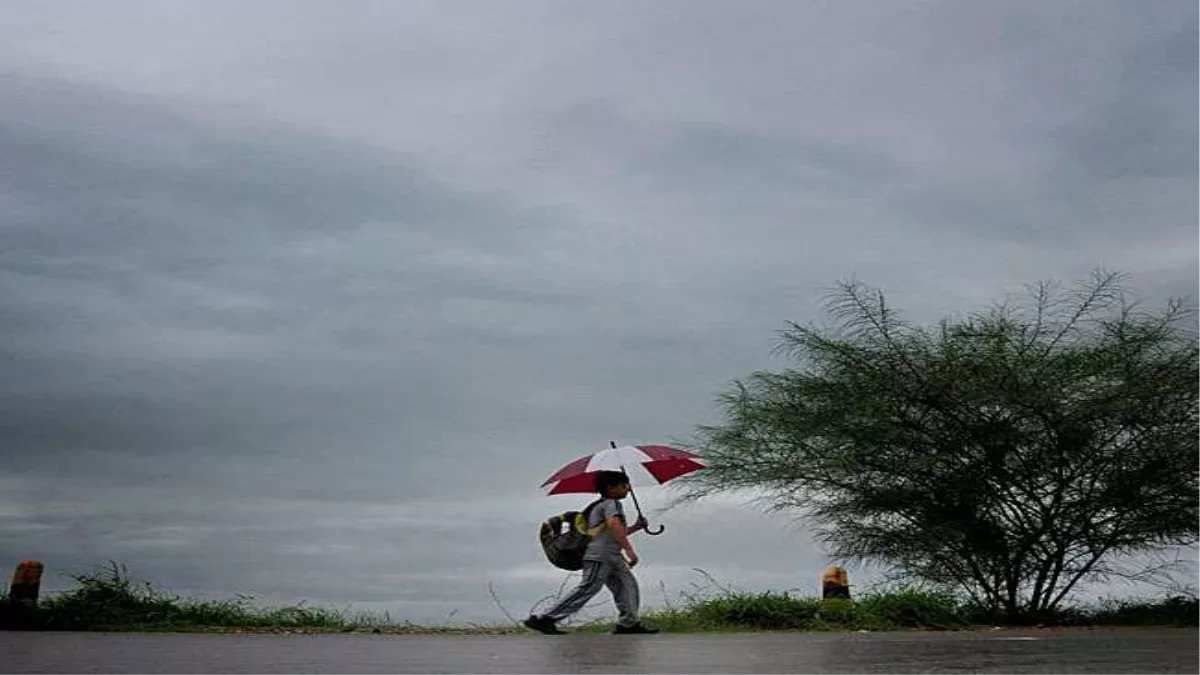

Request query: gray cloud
[{"left": 1, "top": 1, "right": 1195, "bottom": 622}]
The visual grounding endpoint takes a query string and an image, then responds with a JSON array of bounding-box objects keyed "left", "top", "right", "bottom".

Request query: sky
[{"left": 1, "top": 1, "right": 1196, "bottom": 624}]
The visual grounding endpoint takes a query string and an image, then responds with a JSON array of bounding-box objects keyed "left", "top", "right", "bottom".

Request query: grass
[
  {"left": 22, "top": 563, "right": 354, "bottom": 632},
  {"left": 574, "top": 585, "right": 970, "bottom": 633},
  {"left": 1008, "top": 595, "right": 1200, "bottom": 628},
  {"left": 10, "top": 563, "right": 517, "bottom": 634},
  {"left": 4, "top": 563, "right": 1196, "bottom": 633},
  {"left": 570, "top": 576, "right": 1197, "bottom": 634}
]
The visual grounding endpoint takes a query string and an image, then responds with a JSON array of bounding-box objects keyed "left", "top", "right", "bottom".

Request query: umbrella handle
[{"left": 622, "top": 470, "right": 666, "bottom": 536}]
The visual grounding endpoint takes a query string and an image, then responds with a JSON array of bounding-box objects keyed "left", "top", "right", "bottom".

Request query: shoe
[
  {"left": 524, "top": 615, "right": 566, "bottom": 635},
  {"left": 613, "top": 623, "right": 659, "bottom": 634}
]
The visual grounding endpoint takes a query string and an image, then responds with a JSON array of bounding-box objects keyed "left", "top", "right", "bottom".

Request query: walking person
[{"left": 525, "top": 471, "right": 659, "bottom": 634}]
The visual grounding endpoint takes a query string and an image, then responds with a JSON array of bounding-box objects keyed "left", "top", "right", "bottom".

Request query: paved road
[{"left": 1, "top": 629, "right": 1195, "bottom": 673}]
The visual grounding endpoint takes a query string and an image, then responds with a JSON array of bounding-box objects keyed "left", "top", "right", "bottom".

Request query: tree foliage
[{"left": 685, "top": 272, "right": 1198, "bottom": 617}]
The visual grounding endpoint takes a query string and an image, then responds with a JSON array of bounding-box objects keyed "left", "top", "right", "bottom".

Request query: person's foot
[
  {"left": 524, "top": 615, "right": 566, "bottom": 635},
  {"left": 613, "top": 623, "right": 659, "bottom": 634}
]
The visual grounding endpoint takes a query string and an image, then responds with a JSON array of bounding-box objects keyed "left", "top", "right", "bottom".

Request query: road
[{"left": 1, "top": 628, "right": 1195, "bottom": 673}]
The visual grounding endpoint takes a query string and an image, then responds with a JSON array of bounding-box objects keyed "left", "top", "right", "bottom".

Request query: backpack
[{"left": 538, "top": 499, "right": 606, "bottom": 571}]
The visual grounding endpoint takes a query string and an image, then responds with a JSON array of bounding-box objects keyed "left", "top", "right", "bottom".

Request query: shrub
[
  {"left": 855, "top": 587, "right": 966, "bottom": 629},
  {"left": 34, "top": 562, "right": 351, "bottom": 631},
  {"left": 687, "top": 591, "right": 821, "bottom": 630},
  {"left": 815, "top": 598, "right": 858, "bottom": 626},
  {"left": 1083, "top": 596, "right": 1199, "bottom": 627}
]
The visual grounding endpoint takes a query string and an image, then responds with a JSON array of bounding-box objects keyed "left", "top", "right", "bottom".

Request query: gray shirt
[{"left": 583, "top": 498, "right": 627, "bottom": 562}]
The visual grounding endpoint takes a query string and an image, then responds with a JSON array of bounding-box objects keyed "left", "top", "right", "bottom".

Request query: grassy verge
[
  {"left": 572, "top": 589, "right": 1198, "bottom": 634},
  {"left": 571, "top": 586, "right": 970, "bottom": 633},
  {"left": 6, "top": 563, "right": 517, "bottom": 634},
  {"left": 4, "top": 564, "right": 1196, "bottom": 633}
]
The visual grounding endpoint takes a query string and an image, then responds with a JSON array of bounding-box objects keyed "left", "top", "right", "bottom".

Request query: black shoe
[
  {"left": 524, "top": 615, "right": 566, "bottom": 635},
  {"left": 613, "top": 623, "right": 659, "bottom": 634}
]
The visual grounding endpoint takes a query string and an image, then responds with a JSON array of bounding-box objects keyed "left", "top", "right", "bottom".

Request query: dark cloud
[
  {"left": 1, "top": 1, "right": 1194, "bottom": 622},
  {"left": 1052, "top": 8, "right": 1196, "bottom": 182}
]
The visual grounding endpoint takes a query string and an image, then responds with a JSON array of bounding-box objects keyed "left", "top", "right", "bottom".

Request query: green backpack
[{"left": 538, "top": 499, "right": 605, "bottom": 571}]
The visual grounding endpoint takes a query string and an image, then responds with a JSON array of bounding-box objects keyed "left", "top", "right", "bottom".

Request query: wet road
[{"left": 1, "top": 629, "right": 1195, "bottom": 673}]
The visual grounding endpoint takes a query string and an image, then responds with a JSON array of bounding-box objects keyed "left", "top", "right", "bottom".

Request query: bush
[
  {"left": 961, "top": 595, "right": 1199, "bottom": 628},
  {"left": 631, "top": 584, "right": 967, "bottom": 632},
  {"left": 33, "top": 563, "right": 351, "bottom": 631},
  {"left": 815, "top": 598, "right": 858, "bottom": 626},
  {"left": 687, "top": 591, "right": 822, "bottom": 630},
  {"left": 855, "top": 587, "right": 966, "bottom": 629},
  {"left": 1080, "top": 596, "right": 1199, "bottom": 627},
  {"left": 35, "top": 563, "right": 183, "bottom": 630},
  {"left": 18, "top": 561, "right": 1197, "bottom": 633}
]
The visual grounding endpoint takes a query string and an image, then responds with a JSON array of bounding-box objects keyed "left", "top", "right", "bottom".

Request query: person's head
[{"left": 594, "top": 471, "right": 631, "bottom": 499}]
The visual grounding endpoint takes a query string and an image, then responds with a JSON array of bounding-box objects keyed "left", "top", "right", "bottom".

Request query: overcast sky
[{"left": 1, "top": 1, "right": 1196, "bottom": 624}]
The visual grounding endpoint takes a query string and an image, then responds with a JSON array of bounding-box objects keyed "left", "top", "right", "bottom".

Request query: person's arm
[{"left": 606, "top": 515, "right": 639, "bottom": 566}]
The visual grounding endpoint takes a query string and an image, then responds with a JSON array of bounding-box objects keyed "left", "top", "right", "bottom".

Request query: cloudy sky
[{"left": 1, "top": 1, "right": 1196, "bottom": 623}]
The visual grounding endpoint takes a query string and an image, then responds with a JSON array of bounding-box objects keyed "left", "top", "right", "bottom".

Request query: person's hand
[
  {"left": 624, "top": 550, "right": 640, "bottom": 568},
  {"left": 633, "top": 516, "right": 649, "bottom": 531}
]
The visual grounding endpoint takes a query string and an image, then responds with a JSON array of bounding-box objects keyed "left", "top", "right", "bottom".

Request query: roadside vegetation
[
  {"left": 569, "top": 574, "right": 1198, "bottom": 633},
  {"left": 3, "top": 563, "right": 514, "bottom": 634},
  {"left": 681, "top": 272, "right": 1198, "bottom": 621},
  {"left": 4, "top": 563, "right": 1194, "bottom": 633}
]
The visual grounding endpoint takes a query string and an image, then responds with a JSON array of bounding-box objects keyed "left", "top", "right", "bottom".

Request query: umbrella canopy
[{"left": 541, "top": 444, "right": 706, "bottom": 495}]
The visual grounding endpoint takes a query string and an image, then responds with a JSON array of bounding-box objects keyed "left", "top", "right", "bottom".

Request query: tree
[{"left": 684, "top": 272, "right": 1198, "bottom": 619}]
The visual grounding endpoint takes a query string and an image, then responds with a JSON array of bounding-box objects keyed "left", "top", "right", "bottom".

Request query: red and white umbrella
[
  {"left": 541, "top": 443, "right": 706, "bottom": 495},
  {"left": 540, "top": 442, "right": 706, "bottom": 535}
]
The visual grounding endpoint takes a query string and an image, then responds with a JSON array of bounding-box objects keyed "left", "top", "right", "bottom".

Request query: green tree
[{"left": 685, "top": 272, "right": 1198, "bottom": 619}]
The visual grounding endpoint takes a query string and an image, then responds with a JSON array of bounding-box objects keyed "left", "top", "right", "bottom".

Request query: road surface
[{"left": 1, "top": 628, "right": 1195, "bottom": 673}]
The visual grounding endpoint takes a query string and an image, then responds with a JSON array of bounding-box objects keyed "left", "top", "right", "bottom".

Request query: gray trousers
[{"left": 542, "top": 558, "right": 640, "bottom": 627}]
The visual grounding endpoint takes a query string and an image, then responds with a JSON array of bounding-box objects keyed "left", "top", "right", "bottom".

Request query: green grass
[
  {"left": 563, "top": 574, "right": 977, "bottom": 634},
  {"left": 573, "top": 577, "right": 1197, "bottom": 634},
  {"left": 17, "top": 563, "right": 517, "bottom": 634},
  {"left": 1029, "top": 596, "right": 1199, "bottom": 628},
  {"left": 854, "top": 587, "right": 966, "bottom": 630},
  {"left": 7, "top": 563, "right": 1196, "bottom": 633},
  {"left": 575, "top": 586, "right": 968, "bottom": 633},
  {"left": 26, "top": 563, "right": 353, "bottom": 632},
  {"left": 686, "top": 591, "right": 820, "bottom": 630}
]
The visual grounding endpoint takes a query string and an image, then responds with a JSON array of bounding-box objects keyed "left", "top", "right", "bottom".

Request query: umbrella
[{"left": 541, "top": 441, "right": 706, "bottom": 535}]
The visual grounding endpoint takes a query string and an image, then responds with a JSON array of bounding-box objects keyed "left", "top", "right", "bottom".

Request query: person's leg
[
  {"left": 605, "top": 562, "right": 641, "bottom": 627},
  {"left": 540, "top": 561, "right": 610, "bottom": 623}
]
